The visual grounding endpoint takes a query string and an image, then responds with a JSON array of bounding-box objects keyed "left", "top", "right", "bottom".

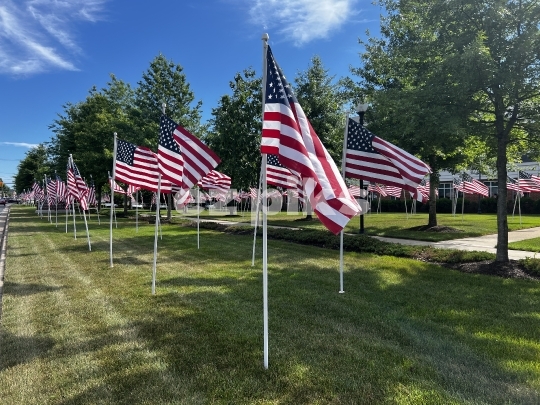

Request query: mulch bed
[{"left": 441, "top": 260, "right": 540, "bottom": 281}]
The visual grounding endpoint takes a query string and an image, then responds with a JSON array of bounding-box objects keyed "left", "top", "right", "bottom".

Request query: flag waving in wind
[
  {"left": 158, "top": 115, "right": 184, "bottom": 186},
  {"left": 261, "top": 45, "right": 359, "bottom": 235},
  {"left": 344, "top": 118, "right": 431, "bottom": 194}
]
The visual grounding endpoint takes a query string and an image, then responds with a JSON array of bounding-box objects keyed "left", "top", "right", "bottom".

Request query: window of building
[
  {"left": 484, "top": 181, "right": 498, "bottom": 197},
  {"left": 438, "top": 182, "right": 453, "bottom": 199}
]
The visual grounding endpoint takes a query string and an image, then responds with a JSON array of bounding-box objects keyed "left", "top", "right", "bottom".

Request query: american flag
[
  {"left": 249, "top": 187, "right": 259, "bottom": 201},
  {"left": 385, "top": 185, "right": 402, "bottom": 198},
  {"left": 198, "top": 170, "right": 231, "bottom": 192},
  {"left": 414, "top": 178, "right": 431, "bottom": 202},
  {"left": 109, "top": 176, "right": 127, "bottom": 194},
  {"left": 344, "top": 118, "right": 431, "bottom": 194},
  {"left": 55, "top": 174, "right": 66, "bottom": 202},
  {"left": 87, "top": 178, "right": 97, "bottom": 206},
  {"left": 168, "top": 116, "right": 221, "bottom": 189},
  {"left": 261, "top": 45, "right": 360, "bottom": 234},
  {"left": 453, "top": 177, "right": 464, "bottom": 192},
  {"left": 32, "top": 181, "right": 44, "bottom": 202},
  {"left": 127, "top": 184, "right": 140, "bottom": 195},
  {"left": 348, "top": 184, "right": 361, "bottom": 197},
  {"left": 46, "top": 176, "right": 57, "bottom": 204},
  {"left": 69, "top": 157, "right": 89, "bottom": 198},
  {"left": 115, "top": 139, "right": 172, "bottom": 193},
  {"left": 461, "top": 173, "right": 489, "bottom": 197},
  {"left": 507, "top": 176, "right": 523, "bottom": 195},
  {"left": 158, "top": 115, "right": 184, "bottom": 186},
  {"left": 266, "top": 154, "right": 303, "bottom": 189},
  {"left": 67, "top": 157, "right": 88, "bottom": 210},
  {"left": 518, "top": 171, "right": 540, "bottom": 191},
  {"left": 368, "top": 183, "right": 387, "bottom": 197}
]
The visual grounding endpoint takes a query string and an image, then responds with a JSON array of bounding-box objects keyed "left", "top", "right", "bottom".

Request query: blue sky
[{"left": 0, "top": 0, "right": 382, "bottom": 188}]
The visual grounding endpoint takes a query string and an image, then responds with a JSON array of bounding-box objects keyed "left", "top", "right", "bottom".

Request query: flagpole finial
[
  {"left": 262, "top": 33, "right": 269, "bottom": 41},
  {"left": 162, "top": 103, "right": 166, "bottom": 114},
  {"left": 114, "top": 132, "right": 117, "bottom": 136}
]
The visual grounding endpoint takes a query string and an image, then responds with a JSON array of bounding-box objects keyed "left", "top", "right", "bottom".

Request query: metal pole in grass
[
  {"left": 197, "top": 187, "right": 200, "bottom": 249},
  {"left": 152, "top": 173, "right": 162, "bottom": 295},
  {"left": 251, "top": 168, "right": 263, "bottom": 267},
  {"left": 261, "top": 32, "right": 269, "bottom": 369},
  {"left": 338, "top": 109, "right": 350, "bottom": 294},
  {"left": 152, "top": 102, "right": 166, "bottom": 295},
  {"left": 110, "top": 133, "right": 118, "bottom": 267}
]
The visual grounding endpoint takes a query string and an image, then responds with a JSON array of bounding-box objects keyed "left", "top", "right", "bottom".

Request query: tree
[
  {"left": 48, "top": 75, "right": 137, "bottom": 207},
  {"left": 14, "top": 145, "right": 50, "bottom": 193},
  {"left": 353, "top": 0, "right": 475, "bottom": 228},
  {"left": 206, "top": 68, "right": 262, "bottom": 190},
  {"left": 294, "top": 55, "right": 349, "bottom": 165},
  {"left": 135, "top": 54, "right": 203, "bottom": 218},
  {"left": 355, "top": 1, "right": 540, "bottom": 262},
  {"left": 431, "top": 0, "right": 540, "bottom": 262}
]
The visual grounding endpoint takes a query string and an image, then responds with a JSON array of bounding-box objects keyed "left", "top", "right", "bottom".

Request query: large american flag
[
  {"left": 158, "top": 115, "right": 184, "bottom": 186},
  {"left": 169, "top": 116, "right": 221, "bottom": 189},
  {"left": 115, "top": 139, "right": 172, "bottom": 193},
  {"left": 198, "top": 170, "right": 231, "bottom": 192},
  {"left": 261, "top": 45, "right": 359, "bottom": 234},
  {"left": 344, "top": 118, "right": 430, "bottom": 194},
  {"left": 461, "top": 173, "right": 489, "bottom": 197},
  {"left": 518, "top": 171, "right": 540, "bottom": 192},
  {"left": 67, "top": 157, "right": 88, "bottom": 210}
]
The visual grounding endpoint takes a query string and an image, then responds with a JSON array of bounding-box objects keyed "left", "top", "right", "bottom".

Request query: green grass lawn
[
  {"left": 1, "top": 206, "right": 540, "bottom": 404},
  {"left": 177, "top": 208, "right": 540, "bottom": 242},
  {"left": 509, "top": 237, "right": 540, "bottom": 253}
]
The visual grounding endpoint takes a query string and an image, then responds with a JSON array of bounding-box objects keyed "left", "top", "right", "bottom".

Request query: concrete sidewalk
[
  {"left": 373, "top": 226, "right": 540, "bottom": 260},
  {"left": 0, "top": 205, "right": 10, "bottom": 322}
]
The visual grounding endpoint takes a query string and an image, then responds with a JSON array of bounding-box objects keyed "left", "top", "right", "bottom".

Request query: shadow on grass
[
  {"left": 0, "top": 330, "right": 55, "bottom": 372},
  {"left": 2, "top": 281, "right": 64, "bottom": 296}
]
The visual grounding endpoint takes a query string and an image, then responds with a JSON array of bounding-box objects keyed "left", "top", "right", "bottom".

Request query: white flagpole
[
  {"left": 110, "top": 134, "right": 118, "bottom": 267},
  {"left": 338, "top": 111, "right": 350, "bottom": 294},
  {"left": 404, "top": 190, "right": 408, "bottom": 219},
  {"left": 54, "top": 171, "right": 58, "bottom": 227},
  {"left": 461, "top": 190, "right": 465, "bottom": 221},
  {"left": 261, "top": 32, "right": 270, "bottom": 370},
  {"left": 197, "top": 188, "right": 200, "bottom": 249},
  {"left": 65, "top": 197, "right": 69, "bottom": 233},
  {"left": 251, "top": 169, "right": 263, "bottom": 266},
  {"left": 136, "top": 190, "right": 139, "bottom": 232},
  {"left": 152, "top": 173, "right": 162, "bottom": 295},
  {"left": 82, "top": 209, "right": 91, "bottom": 251}
]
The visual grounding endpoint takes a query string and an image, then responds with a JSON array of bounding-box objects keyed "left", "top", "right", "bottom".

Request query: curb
[{"left": 0, "top": 205, "right": 10, "bottom": 323}]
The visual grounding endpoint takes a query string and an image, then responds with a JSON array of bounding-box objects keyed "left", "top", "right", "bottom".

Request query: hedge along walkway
[{"left": 188, "top": 217, "right": 540, "bottom": 260}]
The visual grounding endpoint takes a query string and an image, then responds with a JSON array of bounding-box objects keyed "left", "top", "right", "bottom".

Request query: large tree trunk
[{"left": 428, "top": 170, "right": 439, "bottom": 227}]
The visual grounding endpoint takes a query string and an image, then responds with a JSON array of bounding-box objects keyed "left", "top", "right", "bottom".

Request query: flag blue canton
[
  {"left": 346, "top": 119, "right": 378, "bottom": 153},
  {"left": 160, "top": 115, "right": 182, "bottom": 154},
  {"left": 265, "top": 47, "right": 296, "bottom": 106},
  {"left": 116, "top": 140, "right": 137, "bottom": 165}
]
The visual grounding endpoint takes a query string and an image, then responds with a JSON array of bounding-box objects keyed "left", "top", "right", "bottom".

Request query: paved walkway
[{"left": 373, "top": 226, "right": 540, "bottom": 260}]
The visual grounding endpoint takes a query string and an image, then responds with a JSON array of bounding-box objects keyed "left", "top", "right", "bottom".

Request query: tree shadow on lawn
[
  {"left": 2, "top": 281, "right": 64, "bottom": 297},
  {"left": 0, "top": 330, "right": 55, "bottom": 372}
]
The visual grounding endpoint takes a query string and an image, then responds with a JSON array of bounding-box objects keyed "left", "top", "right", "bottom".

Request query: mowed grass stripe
[{"left": 1, "top": 206, "right": 540, "bottom": 404}]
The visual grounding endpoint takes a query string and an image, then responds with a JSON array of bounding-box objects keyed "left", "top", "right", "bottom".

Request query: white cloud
[
  {"left": 0, "top": 0, "right": 107, "bottom": 75},
  {"left": 248, "top": 0, "right": 358, "bottom": 45},
  {"left": 0, "top": 142, "right": 40, "bottom": 148}
]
